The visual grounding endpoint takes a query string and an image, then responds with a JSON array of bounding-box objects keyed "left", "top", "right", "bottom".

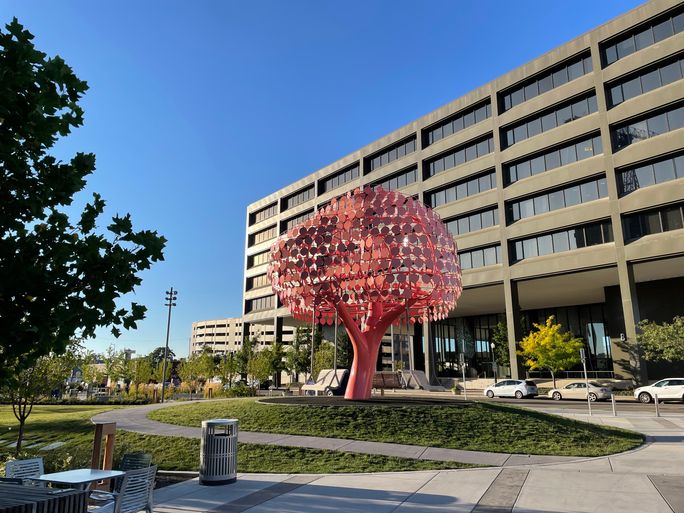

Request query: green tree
[
  {"left": 491, "top": 321, "right": 511, "bottom": 368},
  {"left": 313, "top": 341, "right": 335, "bottom": 377},
  {"left": 236, "top": 337, "right": 258, "bottom": 378},
  {"left": 102, "top": 345, "right": 125, "bottom": 388},
  {"left": 335, "top": 330, "right": 353, "bottom": 369},
  {"left": 0, "top": 20, "right": 166, "bottom": 381},
  {"left": 1, "top": 343, "right": 81, "bottom": 454},
  {"left": 152, "top": 361, "right": 171, "bottom": 384},
  {"left": 638, "top": 316, "right": 684, "bottom": 362},
  {"left": 217, "top": 353, "right": 238, "bottom": 387},
  {"left": 263, "top": 342, "right": 288, "bottom": 386},
  {"left": 131, "top": 357, "right": 153, "bottom": 385},
  {"left": 148, "top": 346, "right": 176, "bottom": 368},
  {"left": 247, "top": 350, "right": 272, "bottom": 389},
  {"left": 518, "top": 316, "right": 584, "bottom": 388},
  {"left": 286, "top": 327, "right": 311, "bottom": 382}
]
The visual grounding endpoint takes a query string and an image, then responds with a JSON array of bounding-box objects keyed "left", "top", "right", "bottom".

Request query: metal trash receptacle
[{"left": 200, "top": 418, "right": 238, "bottom": 485}]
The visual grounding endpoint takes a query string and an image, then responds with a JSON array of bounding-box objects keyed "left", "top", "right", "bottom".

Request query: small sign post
[{"left": 580, "top": 348, "right": 592, "bottom": 416}]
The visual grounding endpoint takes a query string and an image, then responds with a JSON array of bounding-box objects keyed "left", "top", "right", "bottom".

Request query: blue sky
[{"left": 3, "top": 1, "right": 643, "bottom": 358}]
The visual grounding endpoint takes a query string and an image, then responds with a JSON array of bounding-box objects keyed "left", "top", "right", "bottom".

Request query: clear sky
[{"left": 3, "top": 0, "right": 644, "bottom": 358}]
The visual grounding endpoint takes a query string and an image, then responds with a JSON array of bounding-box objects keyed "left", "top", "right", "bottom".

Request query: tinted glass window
[
  {"left": 648, "top": 113, "right": 669, "bottom": 136},
  {"left": 653, "top": 19, "right": 674, "bottom": 42},
  {"left": 553, "top": 231, "right": 570, "bottom": 252},
  {"left": 640, "top": 69, "right": 661, "bottom": 92},
  {"left": 564, "top": 185, "right": 581, "bottom": 207},
  {"left": 634, "top": 27, "right": 655, "bottom": 50},
  {"left": 549, "top": 190, "right": 565, "bottom": 210},
  {"left": 668, "top": 106, "right": 684, "bottom": 130},
  {"left": 662, "top": 207, "right": 683, "bottom": 231},
  {"left": 580, "top": 181, "right": 599, "bottom": 202},
  {"left": 654, "top": 160, "right": 676, "bottom": 183},
  {"left": 523, "top": 238, "right": 538, "bottom": 258}
]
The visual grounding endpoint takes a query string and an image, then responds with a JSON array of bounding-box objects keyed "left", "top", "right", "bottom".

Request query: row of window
[
  {"left": 510, "top": 221, "right": 614, "bottom": 262},
  {"left": 460, "top": 245, "right": 502, "bottom": 270},
  {"left": 247, "top": 250, "right": 269, "bottom": 268},
  {"left": 602, "top": 7, "right": 684, "bottom": 66},
  {"left": 500, "top": 52, "right": 592, "bottom": 112},
  {"left": 617, "top": 151, "right": 684, "bottom": 196},
  {"left": 249, "top": 225, "right": 277, "bottom": 247},
  {"left": 502, "top": 93, "right": 597, "bottom": 148},
  {"left": 445, "top": 207, "right": 499, "bottom": 236},
  {"left": 505, "top": 134, "right": 602, "bottom": 184},
  {"left": 425, "top": 170, "right": 496, "bottom": 208},
  {"left": 608, "top": 54, "right": 684, "bottom": 108},
  {"left": 366, "top": 137, "right": 416, "bottom": 173},
  {"left": 612, "top": 103, "right": 684, "bottom": 151},
  {"left": 246, "top": 295, "right": 274, "bottom": 313},
  {"left": 249, "top": 202, "right": 277, "bottom": 226},
  {"left": 282, "top": 210, "right": 314, "bottom": 233},
  {"left": 425, "top": 135, "right": 494, "bottom": 179},
  {"left": 623, "top": 202, "right": 684, "bottom": 242},
  {"left": 507, "top": 176, "right": 608, "bottom": 223},
  {"left": 424, "top": 101, "right": 491, "bottom": 146},
  {"left": 319, "top": 164, "right": 359, "bottom": 193},
  {"left": 372, "top": 167, "right": 417, "bottom": 192},
  {"left": 247, "top": 273, "right": 270, "bottom": 291},
  {"left": 282, "top": 185, "right": 315, "bottom": 211}
]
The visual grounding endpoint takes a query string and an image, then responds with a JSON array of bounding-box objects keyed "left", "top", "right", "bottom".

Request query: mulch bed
[{"left": 258, "top": 396, "right": 473, "bottom": 408}]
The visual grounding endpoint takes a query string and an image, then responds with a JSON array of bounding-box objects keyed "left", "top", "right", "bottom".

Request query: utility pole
[{"left": 161, "top": 287, "right": 178, "bottom": 403}]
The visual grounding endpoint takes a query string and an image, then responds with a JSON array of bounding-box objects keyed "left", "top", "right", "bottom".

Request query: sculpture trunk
[{"left": 337, "top": 301, "right": 409, "bottom": 400}]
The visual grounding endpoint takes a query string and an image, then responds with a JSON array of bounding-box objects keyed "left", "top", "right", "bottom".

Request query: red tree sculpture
[{"left": 268, "top": 186, "right": 462, "bottom": 400}]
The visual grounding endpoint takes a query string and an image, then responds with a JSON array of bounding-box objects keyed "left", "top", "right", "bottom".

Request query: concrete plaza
[{"left": 148, "top": 407, "right": 684, "bottom": 513}]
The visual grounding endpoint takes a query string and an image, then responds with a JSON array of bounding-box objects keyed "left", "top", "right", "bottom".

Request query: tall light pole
[
  {"left": 161, "top": 287, "right": 178, "bottom": 403},
  {"left": 490, "top": 342, "right": 497, "bottom": 384}
]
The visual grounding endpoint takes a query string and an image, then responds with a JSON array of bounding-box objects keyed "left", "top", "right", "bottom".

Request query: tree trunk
[
  {"left": 551, "top": 371, "right": 556, "bottom": 389},
  {"left": 15, "top": 418, "right": 25, "bottom": 455}
]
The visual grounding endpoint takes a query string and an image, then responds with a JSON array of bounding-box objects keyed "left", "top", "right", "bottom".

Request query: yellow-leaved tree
[{"left": 518, "top": 316, "right": 584, "bottom": 388}]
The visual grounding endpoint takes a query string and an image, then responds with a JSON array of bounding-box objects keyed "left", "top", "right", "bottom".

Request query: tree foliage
[
  {"left": 638, "top": 316, "right": 684, "bottom": 362},
  {"left": 518, "top": 316, "right": 584, "bottom": 387},
  {"left": 148, "top": 346, "right": 176, "bottom": 368},
  {"left": 313, "top": 341, "right": 335, "bottom": 377},
  {"left": 0, "top": 19, "right": 166, "bottom": 380},
  {"left": 491, "top": 321, "right": 511, "bottom": 368},
  {"left": 247, "top": 350, "right": 272, "bottom": 387},
  {"left": 286, "top": 327, "right": 311, "bottom": 381},
  {"left": 236, "top": 337, "right": 258, "bottom": 377}
]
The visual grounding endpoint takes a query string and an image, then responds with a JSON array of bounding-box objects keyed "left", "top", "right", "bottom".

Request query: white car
[
  {"left": 634, "top": 378, "right": 684, "bottom": 403},
  {"left": 484, "top": 379, "right": 538, "bottom": 399},
  {"left": 548, "top": 381, "right": 612, "bottom": 401}
]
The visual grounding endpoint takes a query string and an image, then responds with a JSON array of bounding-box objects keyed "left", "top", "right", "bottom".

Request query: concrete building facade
[
  {"left": 242, "top": 0, "right": 684, "bottom": 383},
  {"left": 189, "top": 317, "right": 294, "bottom": 356}
]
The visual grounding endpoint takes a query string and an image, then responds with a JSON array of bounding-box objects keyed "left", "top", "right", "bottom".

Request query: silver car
[
  {"left": 634, "top": 378, "right": 684, "bottom": 403},
  {"left": 548, "top": 381, "right": 612, "bottom": 401},
  {"left": 484, "top": 379, "right": 538, "bottom": 399}
]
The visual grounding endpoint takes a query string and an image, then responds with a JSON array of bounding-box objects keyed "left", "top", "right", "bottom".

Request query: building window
[
  {"left": 507, "top": 176, "right": 608, "bottom": 223},
  {"left": 371, "top": 166, "right": 417, "bottom": 191},
  {"left": 617, "top": 152, "right": 684, "bottom": 196},
  {"left": 246, "top": 295, "right": 274, "bottom": 313},
  {"left": 611, "top": 103, "right": 684, "bottom": 151},
  {"left": 424, "top": 135, "right": 494, "bottom": 179},
  {"left": 249, "top": 202, "right": 277, "bottom": 226},
  {"left": 623, "top": 202, "right": 684, "bottom": 241},
  {"left": 246, "top": 273, "right": 270, "bottom": 291},
  {"left": 501, "top": 92, "right": 598, "bottom": 148},
  {"left": 601, "top": 7, "right": 684, "bottom": 67},
  {"left": 425, "top": 170, "right": 496, "bottom": 208},
  {"left": 365, "top": 137, "right": 416, "bottom": 174},
  {"left": 248, "top": 225, "right": 277, "bottom": 247},
  {"left": 281, "top": 209, "right": 314, "bottom": 234},
  {"left": 423, "top": 101, "right": 491, "bottom": 147},
  {"left": 445, "top": 207, "right": 499, "bottom": 236},
  {"left": 459, "top": 245, "right": 502, "bottom": 270},
  {"left": 510, "top": 221, "right": 613, "bottom": 262},
  {"left": 504, "top": 134, "right": 602, "bottom": 184},
  {"left": 247, "top": 250, "right": 269, "bottom": 268},
  {"left": 607, "top": 54, "right": 684, "bottom": 108},
  {"left": 282, "top": 185, "right": 315, "bottom": 211},
  {"left": 319, "top": 164, "right": 359, "bottom": 193},
  {"left": 499, "top": 51, "right": 592, "bottom": 112}
]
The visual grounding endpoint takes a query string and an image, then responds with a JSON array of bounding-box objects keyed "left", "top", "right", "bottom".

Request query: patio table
[
  {"left": 0, "top": 482, "right": 87, "bottom": 513},
  {"left": 33, "top": 469, "right": 124, "bottom": 491}
]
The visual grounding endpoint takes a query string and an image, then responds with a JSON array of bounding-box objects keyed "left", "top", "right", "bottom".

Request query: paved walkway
[
  {"left": 92, "top": 401, "right": 584, "bottom": 466},
  {"left": 94, "top": 399, "right": 684, "bottom": 512}
]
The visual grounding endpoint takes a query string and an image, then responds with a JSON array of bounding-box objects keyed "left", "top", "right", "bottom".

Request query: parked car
[
  {"left": 634, "top": 378, "right": 684, "bottom": 403},
  {"left": 548, "top": 381, "right": 612, "bottom": 401},
  {"left": 484, "top": 379, "right": 538, "bottom": 399}
]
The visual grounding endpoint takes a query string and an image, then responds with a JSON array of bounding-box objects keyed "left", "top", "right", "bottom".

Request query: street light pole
[
  {"left": 490, "top": 342, "right": 497, "bottom": 384},
  {"left": 161, "top": 287, "right": 178, "bottom": 403}
]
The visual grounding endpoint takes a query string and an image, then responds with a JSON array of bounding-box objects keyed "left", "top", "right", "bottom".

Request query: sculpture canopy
[{"left": 268, "top": 185, "right": 462, "bottom": 399}]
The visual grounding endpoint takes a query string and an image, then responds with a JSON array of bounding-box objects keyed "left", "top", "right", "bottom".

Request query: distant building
[{"left": 189, "top": 317, "right": 294, "bottom": 356}]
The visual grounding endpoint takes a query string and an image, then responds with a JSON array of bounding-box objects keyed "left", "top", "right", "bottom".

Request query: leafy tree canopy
[
  {"left": 518, "top": 316, "right": 584, "bottom": 388},
  {"left": 0, "top": 19, "right": 166, "bottom": 379},
  {"left": 638, "top": 316, "right": 684, "bottom": 362}
]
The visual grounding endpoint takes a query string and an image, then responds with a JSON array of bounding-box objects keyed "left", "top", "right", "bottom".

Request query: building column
[
  {"left": 504, "top": 278, "right": 525, "bottom": 379},
  {"left": 614, "top": 262, "right": 647, "bottom": 383},
  {"left": 422, "top": 322, "right": 438, "bottom": 384}
]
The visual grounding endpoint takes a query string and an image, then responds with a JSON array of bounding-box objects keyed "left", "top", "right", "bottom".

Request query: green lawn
[
  {"left": 0, "top": 405, "right": 470, "bottom": 473},
  {"left": 149, "top": 398, "right": 643, "bottom": 457}
]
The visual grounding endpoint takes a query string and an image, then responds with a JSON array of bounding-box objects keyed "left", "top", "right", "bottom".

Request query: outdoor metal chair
[
  {"left": 119, "top": 452, "right": 152, "bottom": 472},
  {"left": 89, "top": 465, "right": 157, "bottom": 513},
  {"left": 4, "top": 457, "right": 45, "bottom": 486}
]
